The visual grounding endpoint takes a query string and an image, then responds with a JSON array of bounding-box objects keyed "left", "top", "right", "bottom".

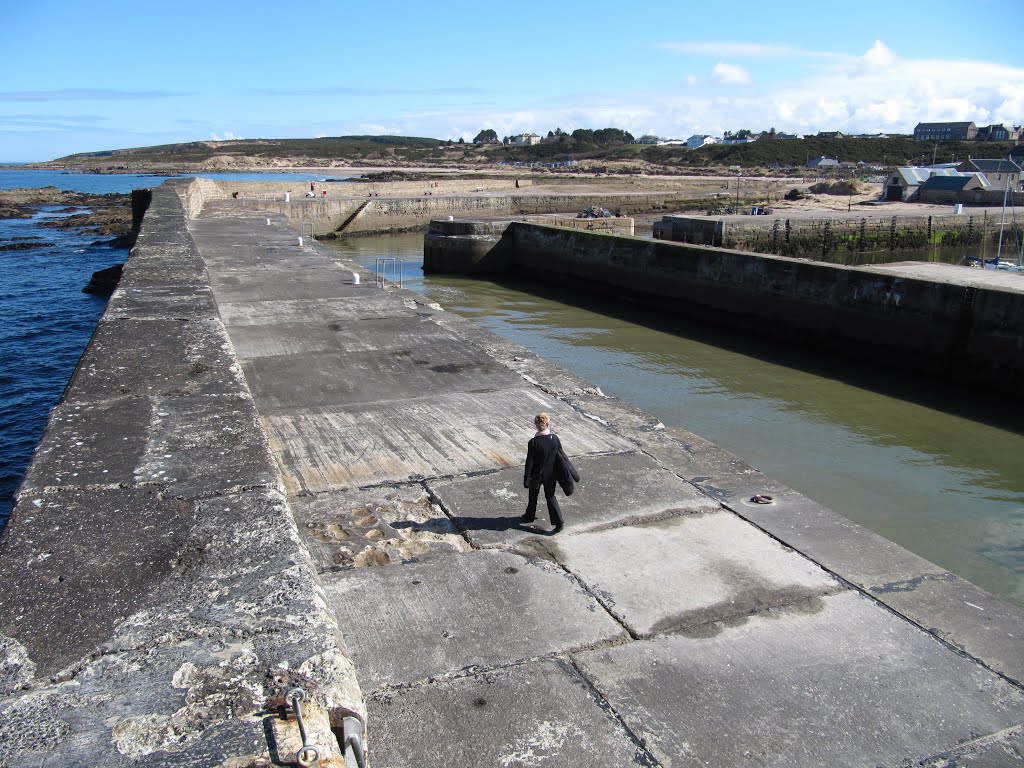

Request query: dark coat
[
  {"left": 524, "top": 433, "right": 581, "bottom": 494},
  {"left": 555, "top": 450, "right": 581, "bottom": 496}
]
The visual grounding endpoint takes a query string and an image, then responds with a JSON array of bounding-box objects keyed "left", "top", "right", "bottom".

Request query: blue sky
[{"left": 2, "top": 0, "right": 1022, "bottom": 162}]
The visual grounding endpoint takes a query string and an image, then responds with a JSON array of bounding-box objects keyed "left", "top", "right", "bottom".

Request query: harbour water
[
  {"left": 325, "top": 232, "right": 1024, "bottom": 608},
  {"left": 1, "top": 169, "right": 1021, "bottom": 610}
]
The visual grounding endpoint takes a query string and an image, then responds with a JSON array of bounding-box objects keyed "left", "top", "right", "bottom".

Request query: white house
[
  {"left": 510, "top": 133, "right": 541, "bottom": 146},
  {"left": 686, "top": 134, "right": 717, "bottom": 148}
]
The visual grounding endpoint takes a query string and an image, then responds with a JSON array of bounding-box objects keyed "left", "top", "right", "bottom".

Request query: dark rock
[{"left": 83, "top": 263, "right": 123, "bottom": 295}]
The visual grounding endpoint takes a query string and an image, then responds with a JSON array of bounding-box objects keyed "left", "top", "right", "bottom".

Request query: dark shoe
[
  {"left": 519, "top": 515, "right": 536, "bottom": 524},
  {"left": 551, "top": 524, "right": 563, "bottom": 533}
]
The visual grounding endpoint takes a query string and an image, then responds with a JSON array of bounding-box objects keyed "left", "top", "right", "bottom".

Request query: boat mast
[{"left": 996, "top": 169, "right": 1009, "bottom": 265}]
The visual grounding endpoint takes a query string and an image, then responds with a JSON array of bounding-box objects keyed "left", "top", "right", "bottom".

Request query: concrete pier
[{"left": 2, "top": 179, "right": 1024, "bottom": 766}]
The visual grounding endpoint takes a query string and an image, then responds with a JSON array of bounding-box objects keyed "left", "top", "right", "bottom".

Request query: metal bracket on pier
[
  {"left": 341, "top": 715, "right": 367, "bottom": 768},
  {"left": 286, "top": 687, "right": 321, "bottom": 767}
]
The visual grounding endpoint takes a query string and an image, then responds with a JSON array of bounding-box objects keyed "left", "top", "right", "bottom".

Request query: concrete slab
[
  {"left": 574, "top": 590, "right": 1024, "bottom": 768},
  {"left": 428, "top": 451, "right": 717, "bottom": 548},
  {"left": 366, "top": 660, "right": 651, "bottom": 768},
  {"left": 226, "top": 316, "right": 464, "bottom": 359},
  {"left": 68, "top": 318, "right": 247, "bottom": 399},
  {"left": 119, "top": 263, "right": 209, "bottom": 289},
  {"left": 241, "top": 341, "right": 523, "bottom": 412},
  {"left": 554, "top": 510, "right": 840, "bottom": 637},
  {"left": 105, "top": 285, "right": 219, "bottom": 319},
  {"left": 321, "top": 550, "right": 626, "bottom": 691},
  {"left": 0, "top": 487, "right": 196, "bottom": 677},
  {"left": 216, "top": 294, "right": 437, "bottom": 328},
  {"left": 290, "top": 484, "right": 469, "bottom": 572},
  {"left": 632, "top": 424, "right": 763, "bottom": 484},
  {"left": 19, "top": 394, "right": 279, "bottom": 498},
  {"left": 918, "top": 726, "right": 1024, "bottom": 767},
  {"left": 433, "top": 313, "right": 606, "bottom": 396},
  {"left": 263, "top": 388, "right": 630, "bottom": 494},
  {"left": 207, "top": 269, "right": 364, "bottom": 302},
  {"left": 869, "top": 572, "right": 1024, "bottom": 686}
]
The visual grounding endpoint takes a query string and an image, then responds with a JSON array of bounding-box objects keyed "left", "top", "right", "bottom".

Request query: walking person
[{"left": 521, "top": 412, "right": 578, "bottom": 533}]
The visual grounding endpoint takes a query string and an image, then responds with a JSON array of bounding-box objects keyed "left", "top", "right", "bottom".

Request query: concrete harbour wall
[
  {"left": 4, "top": 180, "right": 1024, "bottom": 766},
  {"left": 0, "top": 181, "right": 366, "bottom": 766},
  {"left": 181, "top": 177, "right": 681, "bottom": 235},
  {"left": 428, "top": 221, "right": 1024, "bottom": 394}
]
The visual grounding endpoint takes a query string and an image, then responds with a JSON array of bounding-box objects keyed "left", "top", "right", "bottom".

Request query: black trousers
[{"left": 524, "top": 479, "right": 563, "bottom": 526}]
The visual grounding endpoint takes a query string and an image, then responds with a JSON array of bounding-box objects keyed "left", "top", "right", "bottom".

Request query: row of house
[
  {"left": 913, "top": 122, "right": 1022, "bottom": 142},
  {"left": 636, "top": 131, "right": 895, "bottom": 148},
  {"left": 883, "top": 158, "right": 1024, "bottom": 203}
]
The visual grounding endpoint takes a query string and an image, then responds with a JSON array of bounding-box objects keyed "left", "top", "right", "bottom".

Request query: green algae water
[{"left": 325, "top": 233, "right": 1024, "bottom": 608}]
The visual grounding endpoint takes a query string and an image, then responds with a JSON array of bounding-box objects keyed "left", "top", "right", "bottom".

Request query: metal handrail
[{"left": 375, "top": 258, "right": 404, "bottom": 288}]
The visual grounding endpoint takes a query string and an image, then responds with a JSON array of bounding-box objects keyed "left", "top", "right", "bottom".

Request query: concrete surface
[
  {"left": 4, "top": 179, "right": 1024, "bottom": 767},
  {"left": 323, "top": 549, "right": 625, "bottom": 690},
  {"left": 366, "top": 660, "right": 653, "bottom": 768},
  {"left": 574, "top": 590, "right": 1024, "bottom": 768}
]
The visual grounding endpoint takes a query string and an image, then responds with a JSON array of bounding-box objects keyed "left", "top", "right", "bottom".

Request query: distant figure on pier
[{"left": 521, "top": 412, "right": 579, "bottom": 533}]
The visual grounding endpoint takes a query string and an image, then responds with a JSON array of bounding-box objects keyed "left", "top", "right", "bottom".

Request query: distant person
[{"left": 521, "top": 412, "right": 579, "bottom": 533}]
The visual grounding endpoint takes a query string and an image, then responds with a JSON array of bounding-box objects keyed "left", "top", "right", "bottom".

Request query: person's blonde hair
[{"left": 534, "top": 412, "right": 550, "bottom": 430}]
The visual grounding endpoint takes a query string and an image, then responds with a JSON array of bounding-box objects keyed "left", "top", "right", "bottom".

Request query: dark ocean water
[{"left": 0, "top": 168, "right": 334, "bottom": 529}]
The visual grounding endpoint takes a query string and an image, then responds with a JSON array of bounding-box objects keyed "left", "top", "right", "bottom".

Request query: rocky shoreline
[{"left": 0, "top": 186, "right": 135, "bottom": 246}]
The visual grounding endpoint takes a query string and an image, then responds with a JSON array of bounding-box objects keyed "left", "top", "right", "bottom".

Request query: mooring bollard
[
  {"left": 266, "top": 218, "right": 271, "bottom": 225},
  {"left": 298, "top": 236, "right": 303, "bottom": 247},
  {"left": 352, "top": 272, "right": 360, "bottom": 285}
]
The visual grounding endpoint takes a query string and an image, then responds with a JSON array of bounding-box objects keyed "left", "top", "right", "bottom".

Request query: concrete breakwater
[
  {"left": 177, "top": 176, "right": 688, "bottom": 235},
  {"left": 655, "top": 210, "right": 1021, "bottom": 262},
  {"left": 425, "top": 219, "right": 1024, "bottom": 396},
  {"left": 3, "top": 177, "right": 1024, "bottom": 766}
]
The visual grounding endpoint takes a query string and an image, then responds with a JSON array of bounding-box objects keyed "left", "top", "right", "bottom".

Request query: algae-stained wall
[{"left": 503, "top": 223, "right": 1024, "bottom": 393}]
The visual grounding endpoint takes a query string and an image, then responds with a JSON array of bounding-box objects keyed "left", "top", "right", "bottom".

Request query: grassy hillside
[{"left": 49, "top": 134, "right": 1019, "bottom": 174}]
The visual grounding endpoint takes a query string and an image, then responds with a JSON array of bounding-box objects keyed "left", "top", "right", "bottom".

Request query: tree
[{"left": 473, "top": 129, "right": 498, "bottom": 144}]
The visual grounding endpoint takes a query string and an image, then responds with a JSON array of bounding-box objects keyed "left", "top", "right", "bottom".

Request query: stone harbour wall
[{"left": 429, "top": 221, "right": 1024, "bottom": 395}]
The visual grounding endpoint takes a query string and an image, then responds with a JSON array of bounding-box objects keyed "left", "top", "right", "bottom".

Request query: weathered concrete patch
[
  {"left": 574, "top": 590, "right": 1024, "bottom": 768},
  {"left": 18, "top": 396, "right": 153, "bottom": 491},
  {"left": 555, "top": 510, "right": 840, "bottom": 637},
  {"left": 0, "top": 487, "right": 196, "bottom": 678},
  {"left": 321, "top": 550, "right": 626, "bottom": 691},
  {"left": 367, "top": 659, "right": 650, "bottom": 768},
  {"left": 105, "top": 285, "right": 219, "bottom": 320},
  {"left": 19, "top": 394, "right": 280, "bottom": 497},
  {"left": 263, "top": 388, "right": 630, "bottom": 494},
  {"left": 67, "top": 318, "right": 247, "bottom": 399},
  {"left": 632, "top": 424, "right": 763, "bottom": 484},
  {"left": 290, "top": 485, "right": 470, "bottom": 572},
  {"left": 429, "top": 451, "right": 717, "bottom": 548},
  {"left": 204, "top": 268, "right": 365, "bottom": 303},
  {"left": 216, "top": 295, "right": 438, "bottom": 328},
  {"left": 433, "top": 313, "right": 606, "bottom": 396},
  {"left": 227, "top": 316, "right": 464, "bottom": 360},
  {"left": 241, "top": 338, "right": 523, "bottom": 412},
  {"left": 868, "top": 572, "right": 1024, "bottom": 686}
]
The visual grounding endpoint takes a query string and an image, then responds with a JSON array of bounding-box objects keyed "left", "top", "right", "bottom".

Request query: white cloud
[
  {"left": 209, "top": 131, "right": 243, "bottom": 141},
  {"left": 713, "top": 63, "right": 750, "bottom": 85},
  {"left": 686, "top": 74, "right": 699, "bottom": 86},
  {"left": 658, "top": 41, "right": 834, "bottom": 59}
]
